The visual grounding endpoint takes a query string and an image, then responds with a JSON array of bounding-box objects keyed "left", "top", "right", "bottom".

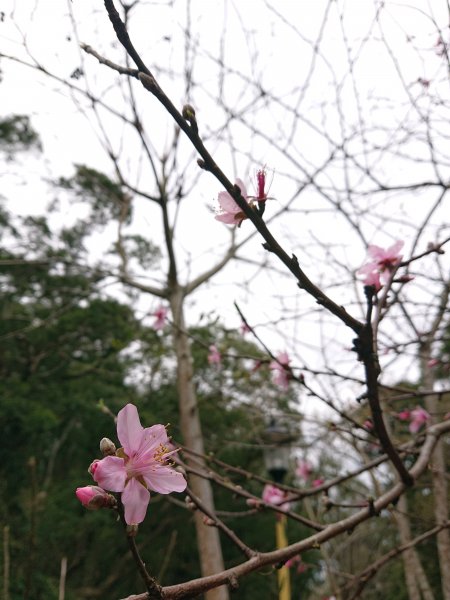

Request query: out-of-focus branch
[{"left": 344, "top": 522, "right": 449, "bottom": 600}]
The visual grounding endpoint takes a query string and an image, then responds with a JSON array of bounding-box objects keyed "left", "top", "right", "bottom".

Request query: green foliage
[
  {"left": 0, "top": 115, "right": 40, "bottom": 155},
  {"left": 58, "top": 165, "right": 132, "bottom": 225}
]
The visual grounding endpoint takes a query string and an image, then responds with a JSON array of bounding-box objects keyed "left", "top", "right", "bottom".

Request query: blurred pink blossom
[
  {"left": 397, "top": 409, "right": 411, "bottom": 421},
  {"left": 362, "top": 270, "right": 381, "bottom": 291},
  {"left": 363, "top": 419, "right": 373, "bottom": 431},
  {"left": 427, "top": 358, "right": 439, "bottom": 368},
  {"left": 269, "top": 352, "right": 291, "bottom": 390},
  {"left": 91, "top": 404, "right": 186, "bottom": 525},
  {"left": 296, "top": 460, "right": 312, "bottom": 481},
  {"left": 152, "top": 305, "right": 168, "bottom": 331},
  {"left": 240, "top": 321, "right": 251, "bottom": 335},
  {"left": 409, "top": 407, "right": 430, "bottom": 433},
  {"left": 358, "top": 241, "right": 404, "bottom": 289},
  {"left": 312, "top": 478, "right": 325, "bottom": 488},
  {"left": 262, "top": 484, "right": 291, "bottom": 511},
  {"left": 285, "top": 555, "right": 305, "bottom": 573},
  {"left": 215, "top": 179, "right": 250, "bottom": 226},
  {"left": 208, "top": 344, "right": 222, "bottom": 365}
]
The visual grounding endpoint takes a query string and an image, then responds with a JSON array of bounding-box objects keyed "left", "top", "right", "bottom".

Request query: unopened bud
[
  {"left": 88, "top": 459, "right": 100, "bottom": 476},
  {"left": 100, "top": 437, "right": 116, "bottom": 456},
  {"left": 202, "top": 516, "right": 216, "bottom": 526},
  {"left": 182, "top": 104, "right": 196, "bottom": 121},
  {"left": 76, "top": 486, "right": 116, "bottom": 510}
]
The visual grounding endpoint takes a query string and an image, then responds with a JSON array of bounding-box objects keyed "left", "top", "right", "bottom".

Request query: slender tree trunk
[
  {"left": 170, "top": 288, "right": 229, "bottom": 600},
  {"left": 420, "top": 346, "right": 450, "bottom": 600},
  {"left": 396, "top": 495, "right": 434, "bottom": 600}
]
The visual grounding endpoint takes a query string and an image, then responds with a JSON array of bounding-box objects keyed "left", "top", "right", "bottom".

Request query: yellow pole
[{"left": 275, "top": 515, "right": 291, "bottom": 600}]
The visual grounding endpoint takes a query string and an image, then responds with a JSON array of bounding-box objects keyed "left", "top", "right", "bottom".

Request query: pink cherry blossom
[
  {"left": 362, "top": 270, "right": 382, "bottom": 291},
  {"left": 215, "top": 179, "right": 251, "bottom": 226},
  {"left": 76, "top": 486, "right": 114, "bottom": 510},
  {"left": 312, "top": 478, "right": 325, "bottom": 488},
  {"left": 152, "top": 305, "right": 168, "bottom": 331},
  {"left": 396, "top": 409, "right": 411, "bottom": 421},
  {"left": 92, "top": 404, "right": 187, "bottom": 525},
  {"left": 208, "top": 344, "right": 222, "bottom": 365},
  {"left": 296, "top": 459, "right": 312, "bottom": 481},
  {"left": 409, "top": 406, "right": 430, "bottom": 433},
  {"left": 262, "top": 484, "right": 291, "bottom": 511},
  {"left": 358, "top": 240, "right": 404, "bottom": 289},
  {"left": 363, "top": 419, "right": 373, "bottom": 431},
  {"left": 367, "top": 241, "right": 404, "bottom": 271},
  {"left": 269, "top": 352, "right": 291, "bottom": 390}
]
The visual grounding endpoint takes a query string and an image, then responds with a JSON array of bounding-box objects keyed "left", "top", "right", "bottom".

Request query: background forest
[{"left": 1, "top": 2, "right": 450, "bottom": 600}]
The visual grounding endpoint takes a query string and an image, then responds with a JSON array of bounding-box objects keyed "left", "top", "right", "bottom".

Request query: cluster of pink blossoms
[
  {"left": 358, "top": 241, "right": 404, "bottom": 291},
  {"left": 262, "top": 483, "right": 291, "bottom": 512},
  {"left": 215, "top": 168, "right": 269, "bottom": 226},
  {"left": 397, "top": 406, "right": 430, "bottom": 433},
  {"left": 269, "top": 352, "right": 292, "bottom": 391},
  {"left": 76, "top": 404, "right": 187, "bottom": 525}
]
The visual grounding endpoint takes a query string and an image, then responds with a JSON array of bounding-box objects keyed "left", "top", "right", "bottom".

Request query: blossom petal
[
  {"left": 143, "top": 465, "right": 187, "bottom": 494},
  {"left": 122, "top": 478, "right": 151, "bottom": 525},
  {"left": 117, "top": 404, "right": 144, "bottom": 455},
  {"left": 215, "top": 212, "right": 239, "bottom": 224},
  {"left": 94, "top": 456, "right": 127, "bottom": 492},
  {"left": 217, "top": 191, "right": 239, "bottom": 213},
  {"left": 388, "top": 240, "right": 404, "bottom": 256},
  {"left": 136, "top": 424, "right": 169, "bottom": 458},
  {"left": 367, "top": 245, "right": 384, "bottom": 260}
]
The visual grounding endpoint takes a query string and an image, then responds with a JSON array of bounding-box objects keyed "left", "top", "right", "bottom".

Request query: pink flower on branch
[
  {"left": 152, "top": 305, "right": 168, "bottom": 331},
  {"left": 215, "top": 179, "right": 251, "bottom": 227},
  {"left": 367, "top": 241, "right": 404, "bottom": 271},
  {"left": 312, "top": 478, "right": 325, "bottom": 488},
  {"left": 396, "top": 409, "right": 411, "bottom": 421},
  {"left": 409, "top": 406, "right": 430, "bottom": 433},
  {"left": 269, "top": 352, "right": 291, "bottom": 390},
  {"left": 358, "top": 240, "right": 404, "bottom": 289},
  {"left": 208, "top": 344, "right": 222, "bottom": 365},
  {"left": 92, "top": 404, "right": 187, "bottom": 525},
  {"left": 262, "top": 484, "right": 291, "bottom": 511},
  {"left": 296, "top": 459, "right": 312, "bottom": 481}
]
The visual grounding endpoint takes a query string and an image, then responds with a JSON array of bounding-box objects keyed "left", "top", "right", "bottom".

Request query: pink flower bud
[
  {"left": 88, "top": 459, "right": 100, "bottom": 476},
  {"left": 76, "top": 486, "right": 115, "bottom": 510},
  {"left": 396, "top": 409, "right": 411, "bottom": 421}
]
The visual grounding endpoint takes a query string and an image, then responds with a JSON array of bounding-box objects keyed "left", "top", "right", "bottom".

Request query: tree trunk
[
  {"left": 170, "top": 288, "right": 229, "bottom": 600},
  {"left": 420, "top": 347, "right": 450, "bottom": 600},
  {"left": 396, "top": 495, "right": 434, "bottom": 600}
]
